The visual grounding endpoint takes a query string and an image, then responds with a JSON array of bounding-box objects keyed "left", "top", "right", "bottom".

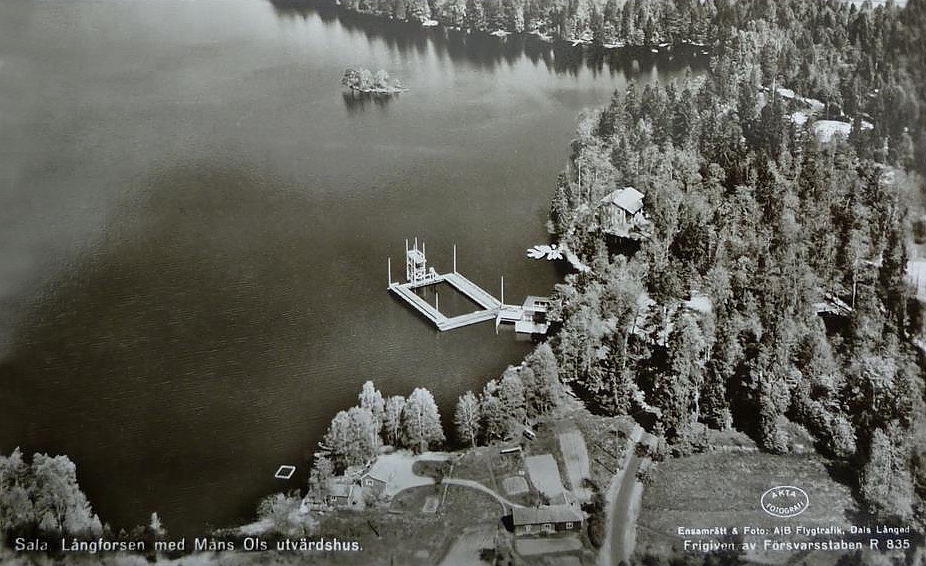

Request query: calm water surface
[{"left": 0, "top": 0, "right": 702, "bottom": 534}]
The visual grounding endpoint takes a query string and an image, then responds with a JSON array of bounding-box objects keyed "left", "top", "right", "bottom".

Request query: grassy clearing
[
  {"left": 307, "top": 483, "right": 501, "bottom": 565},
  {"left": 452, "top": 445, "right": 539, "bottom": 506},
  {"left": 636, "top": 451, "right": 860, "bottom": 566},
  {"left": 411, "top": 459, "right": 451, "bottom": 480},
  {"left": 527, "top": 407, "right": 634, "bottom": 492}
]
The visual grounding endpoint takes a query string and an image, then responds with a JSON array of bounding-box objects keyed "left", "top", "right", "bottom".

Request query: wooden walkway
[
  {"left": 387, "top": 242, "right": 548, "bottom": 333},
  {"left": 389, "top": 271, "right": 504, "bottom": 331}
]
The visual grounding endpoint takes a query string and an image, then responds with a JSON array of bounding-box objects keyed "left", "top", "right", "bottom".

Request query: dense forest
[
  {"left": 542, "top": 0, "right": 926, "bottom": 531},
  {"left": 337, "top": 0, "right": 926, "bottom": 171}
]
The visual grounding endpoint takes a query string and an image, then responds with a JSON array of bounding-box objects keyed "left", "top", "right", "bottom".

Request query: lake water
[{"left": 0, "top": 0, "right": 703, "bottom": 535}]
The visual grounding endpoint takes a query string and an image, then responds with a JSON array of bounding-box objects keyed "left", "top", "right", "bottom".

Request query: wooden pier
[{"left": 387, "top": 240, "right": 547, "bottom": 334}]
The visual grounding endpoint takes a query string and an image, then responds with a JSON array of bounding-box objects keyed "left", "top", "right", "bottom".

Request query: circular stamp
[{"left": 760, "top": 486, "right": 809, "bottom": 518}]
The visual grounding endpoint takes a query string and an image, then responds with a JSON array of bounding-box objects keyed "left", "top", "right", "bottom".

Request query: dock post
[
  {"left": 501, "top": 276, "right": 505, "bottom": 305},
  {"left": 388, "top": 256, "right": 392, "bottom": 287},
  {"left": 453, "top": 244, "right": 457, "bottom": 273},
  {"left": 415, "top": 236, "right": 418, "bottom": 252},
  {"left": 435, "top": 291, "right": 439, "bottom": 312}
]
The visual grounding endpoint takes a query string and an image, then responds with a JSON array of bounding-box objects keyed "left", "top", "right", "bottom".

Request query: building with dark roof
[{"left": 511, "top": 504, "right": 584, "bottom": 537}]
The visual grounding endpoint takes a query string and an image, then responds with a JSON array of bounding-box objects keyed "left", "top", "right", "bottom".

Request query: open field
[
  {"left": 559, "top": 430, "right": 592, "bottom": 500},
  {"left": 452, "top": 446, "right": 539, "bottom": 507},
  {"left": 635, "top": 451, "right": 862, "bottom": 566},
  {"left": 525, "top": 408, "right": 633, "bottom": 492},
  {"left": 438, "top": 524, "right": 497, "bottom": 566},
  {"left": 515, "top": 536, "right": 583, "bottom": 556},
  {"left": 525, "top": 454, "right": 568, "bottom": 499},
  {"left": 503, "top": 476, "right": 529, "bottom": 495},
  {"left": 310, "top": 483, "right": 502, "bottom": 565}
]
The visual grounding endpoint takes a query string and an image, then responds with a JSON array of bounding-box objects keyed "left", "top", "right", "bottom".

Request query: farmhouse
[
  {"left": 511, "top": 505, "right": 584, "bottom": 537},
  {"left": 357, "top": 459, "right": 390, "bottom": 497},
  {"left": 599, "top": 187, "right": 646, "bottom": 237}
]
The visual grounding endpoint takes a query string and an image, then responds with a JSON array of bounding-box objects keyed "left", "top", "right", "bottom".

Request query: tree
[
  {"left": 652, "top": 312, "right": 709, "bottom": 444},
  {"left": 30, "top": 454, "right": 102, "bottom": 536},
  {"left": 479, "top": 391, "right": 508, "bottom": 442},
  {"left": 308, "top": 454, "right": 335, "bottom": 503},
  {"left": 465, "top": 0, "right": 486, "bottom": 30},
  {"left": 257, "top": 491, "right": 314, "bottom": 537},
  {"left": 454, "top": 391, "right": 481, "bottom": 447},
  {"left": 405, "top": 0, "right": 432, "bottom": 22},
  {"left": 498, "top": 368, "right": 527, "bottom": 425},
  {"left": 149, "top": 512, "right": 166, "bottom": 539},
  {"left": 323, "top": 407, "right": 381, "bottom": 468},
  {"left": 524, "top": 343, "right": 563, "bottom": 416},
  {"left": 401, "top": 388, "right": 445, "bottom": 452},
  {"left": 0, "top": 451, "right": 103, "bottom": 537},
  {"left": 0, "top": 448, "right": 34, "bottom": 534},
  {"left": 860, "top": 424, "right": 914, "bottom": 522},
  {"left": 359, "top": 381, "right": 385, "bottom": 435},
  {"left": 879, "top": 224, "right": 908, "bottom": 334},
  {"left": 383, "top": 395, "right": 406, "bottom": 446}
]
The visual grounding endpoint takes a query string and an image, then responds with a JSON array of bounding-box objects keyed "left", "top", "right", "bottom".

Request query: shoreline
[{"left": 324, "top": 0, "right": 715, "bottom": 53}]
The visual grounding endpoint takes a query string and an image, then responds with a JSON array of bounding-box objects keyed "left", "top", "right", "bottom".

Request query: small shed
[{"left": 511, "top": 505, "right": 584, "bottom": 537}]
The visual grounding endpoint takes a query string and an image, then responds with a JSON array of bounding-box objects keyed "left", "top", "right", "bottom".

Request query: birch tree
[
  {"left": 454, "top": 391, "right": 481, "bottom": 448},
  {"left": 401, "top": 388, "right": 444, "bottom": 452}
]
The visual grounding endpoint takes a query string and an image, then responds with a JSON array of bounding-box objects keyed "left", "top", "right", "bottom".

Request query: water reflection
[
  {"left": 341, "top": 90, "right": 395, "bottom": 113},
  {"left": 267, "top": 0, "right": 708, "bottom": 78}
]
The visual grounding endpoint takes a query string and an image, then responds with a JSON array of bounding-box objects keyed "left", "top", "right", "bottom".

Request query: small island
[{"left": 341, "top": 68, "right": 407, "bottom": 95}]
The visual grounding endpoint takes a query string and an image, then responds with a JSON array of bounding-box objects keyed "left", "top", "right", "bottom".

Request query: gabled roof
[
  {"left": 547, "top": 491, "right": 576, "bottom": 506},
  {"left": 361, "top": 459, "right": 392, "bottom": 482},
  {"left": 601, "top": 187, "right": 644, "bottom": 215},
  {"left": 512, "top": 504, "right": 583, "bottom": 526},
  {"left": 326, "top": 479, "right": 354, "bottom": 499}
]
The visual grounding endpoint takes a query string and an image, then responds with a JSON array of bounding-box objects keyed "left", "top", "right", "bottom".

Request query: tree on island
[
  {"left": 401, "top": 387, "right": 444, "bottom": 452},
  {"left": 454, "top": 391, "right": 481, "bottom": 448},
  {"left": 341, "top": 68, "right": 405, "bottom": 94}
]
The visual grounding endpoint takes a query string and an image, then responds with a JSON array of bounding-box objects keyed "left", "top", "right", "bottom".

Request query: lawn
[
  {"left": 525, "top": 454, "right": 567, "bottom": 499},
  {"left": 412, "top": 459, "right": 451, "bottom": 480},
  {"left": 452, "top": 445, "right": 539, "bottom": 506},
  {"left": 635, "top": 451, "right": 863, "bottom": 566},
  {"left": 306, "top": 483, "right": 502, "bottom": 565},
  {"left": 559, "top": 430, "right": 592, "bottom": 500}
]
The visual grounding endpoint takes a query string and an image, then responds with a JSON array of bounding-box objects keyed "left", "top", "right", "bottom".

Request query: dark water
[{"left": 0, "top": 0, "right": 703, "bottom": 535}]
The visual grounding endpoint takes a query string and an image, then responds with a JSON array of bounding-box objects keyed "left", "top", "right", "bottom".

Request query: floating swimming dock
[{"left": 387, "top": 239, "right": 549, "bottom": 334}]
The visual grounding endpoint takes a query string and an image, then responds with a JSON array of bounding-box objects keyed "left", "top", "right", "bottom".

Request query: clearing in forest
[
  {"left": 525, "top": 454, "right": 567, "bottom": 499},
  {"left": 558, "top": 430, "right": 591, "bottom": 500}
]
